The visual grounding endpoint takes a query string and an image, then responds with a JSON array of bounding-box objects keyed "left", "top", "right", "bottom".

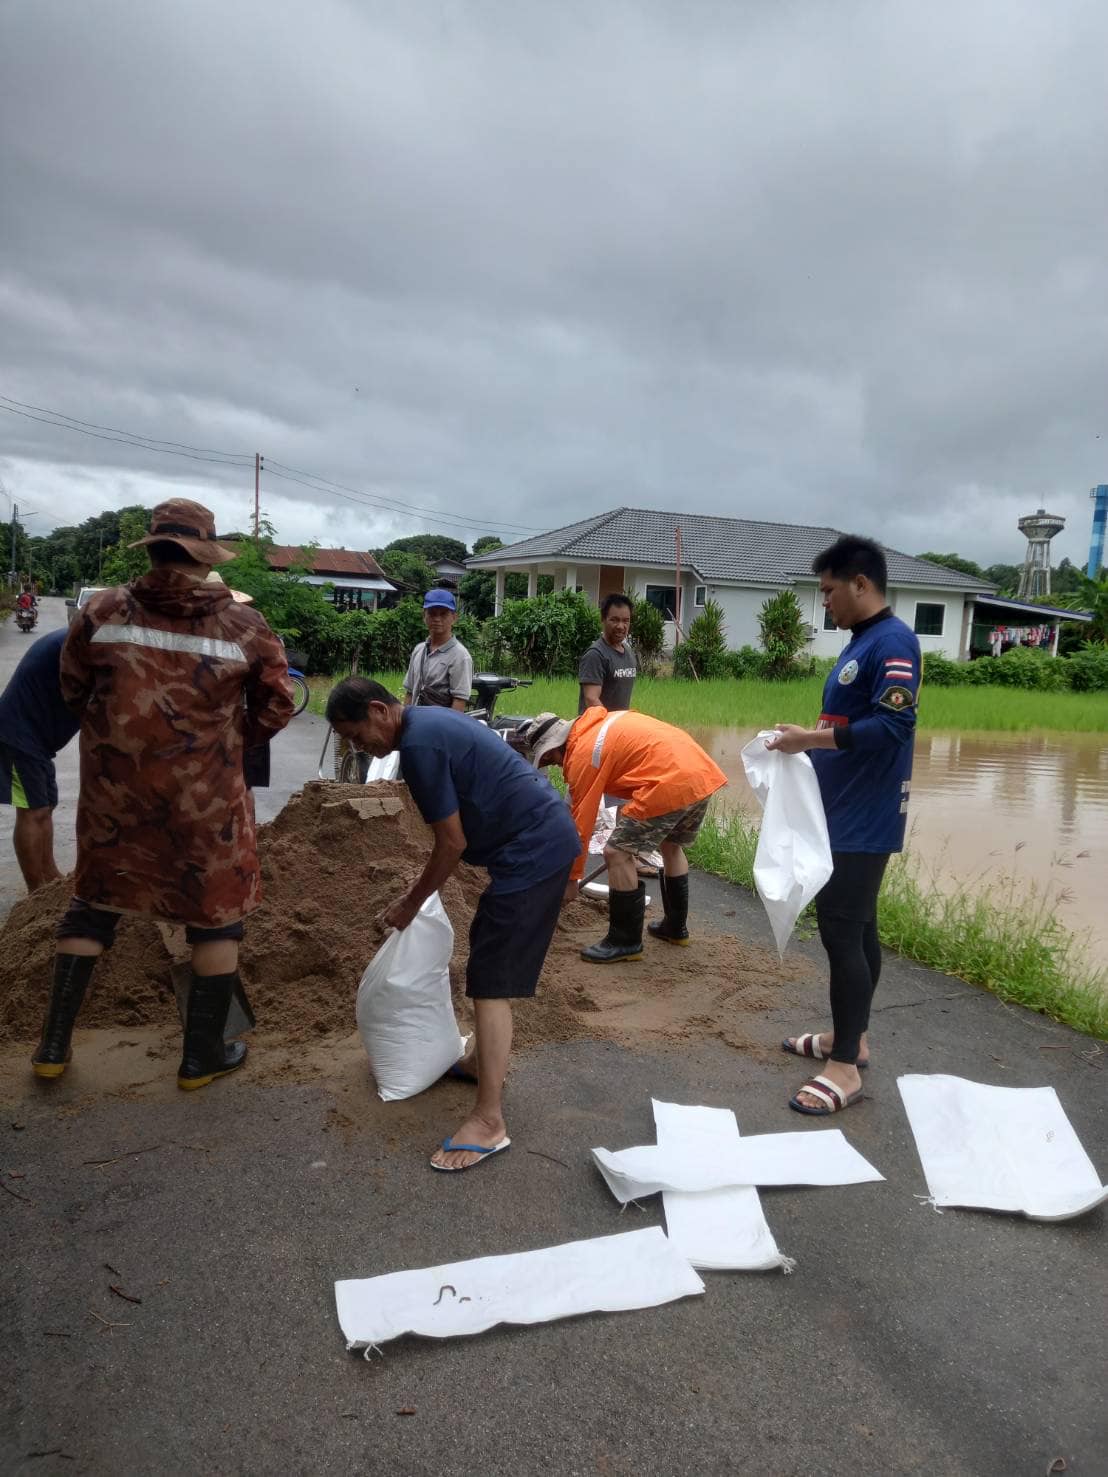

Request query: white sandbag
[
  {"left": 740, "top": 732, "right": 833, "bottom": 956},
  {"left": 355, "top": 893, "right": 466, "bottom": 1102},
  {"left": 364, "top": 750, "right": 401, "bottom": 783},
  {"left": 898, "top": 1074, "right": 1108, "bottom": 1222},
  {"left": 580, "top": 882, "right": 653, "bottom": 907},
  {"left": 334, "top": 1227, "right": 705, "bottom": 1350},
  {"left": 653, "top": 1100, "right": 790, "bottom": 1273},
  {"left": 592, "top": 1129, "right": 883, "bottom": 1203}
]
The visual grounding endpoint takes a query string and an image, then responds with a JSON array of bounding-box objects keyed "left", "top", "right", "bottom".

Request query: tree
[
  {"left": 758, "top": 590, "right": 809, "bottom": 679},
  {"left": 629, "top": 596, "right": 665, "bottom": 674},
  {"left": 984, "top": 563, "right": 1022, "bottom": 595},
  {"left": 1055, "top": 574, "right": 1108, "bottom": 644},
  {"left": 490, "top": 591, "right": 601, "bottom": 675},
  {"left": 100, "top": 507, "right": 151, "bottom": 584},
  {"left": 374, "top": 547, "right": 438, "bottom": 598},
  {"left": 458, "top": 536, "right": 528, "bottom": 616},
  {"left": 674, "top": 599, "right": 728, "bottom": 679},
  {"left": 386, "top": 533, "right": 468, "bottom": 565},
  {"left": 917, "top": 552, "right": 986, "bottom": 580}
]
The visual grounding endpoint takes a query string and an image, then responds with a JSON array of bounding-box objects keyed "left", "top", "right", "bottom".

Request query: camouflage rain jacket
[{"left": 60, "top": 569, "right": 295, "bottom": 927}]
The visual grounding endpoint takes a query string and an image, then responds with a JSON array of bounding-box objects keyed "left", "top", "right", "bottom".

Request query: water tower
[{"left": 1017, "top": 507, "right": 1065, "bottom": 599}]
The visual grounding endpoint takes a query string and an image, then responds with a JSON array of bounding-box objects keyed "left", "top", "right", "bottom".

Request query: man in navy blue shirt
[
  {"left": 326, "top": 677, "right": 581, "bottom": 1173},
  {"left": 0, "top": 627, "right": 80, "bottom": 892},
  {"left": 768, "top": 535, "right": 921, "bottom": 1117}
]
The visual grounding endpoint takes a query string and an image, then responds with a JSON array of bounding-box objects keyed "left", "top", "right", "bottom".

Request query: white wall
[{"left": 795, "top": 580, "right": 970, "bottom": 658}]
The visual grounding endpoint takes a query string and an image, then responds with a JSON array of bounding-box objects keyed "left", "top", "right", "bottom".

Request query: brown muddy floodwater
[{"left": 691, "top": 727, "right": 1108, "bottom": 954}]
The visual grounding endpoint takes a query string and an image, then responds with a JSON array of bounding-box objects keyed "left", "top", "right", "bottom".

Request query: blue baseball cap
[{"left": 423, "top": 588, "right": 457, "bottom": 611}]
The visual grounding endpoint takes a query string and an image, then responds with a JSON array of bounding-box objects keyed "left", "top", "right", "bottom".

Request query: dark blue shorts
[
  {"left": 465, "top": 864, "right": 573, "bottom": 1000},
  {"left": 0, "top": 742, "right": 58, "bottom": 810}
]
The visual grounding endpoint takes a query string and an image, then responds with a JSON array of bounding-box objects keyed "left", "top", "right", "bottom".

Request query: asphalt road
[{"left": 1, "top": 597, "right": 1105, "bottom": 1476}]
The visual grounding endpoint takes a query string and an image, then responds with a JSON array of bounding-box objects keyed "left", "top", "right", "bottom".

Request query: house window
[
  {"left": 644, "top": 584, "right": 678, "bottom": 619},
  {"left": 914, "top": 602, "right": 946, "bottom": 637},
  {"left": 823, "top": 607, "right": 837, "bottom": 631},
  {"left": 694, "top": 585, "right": 706, "bottom": 608}
]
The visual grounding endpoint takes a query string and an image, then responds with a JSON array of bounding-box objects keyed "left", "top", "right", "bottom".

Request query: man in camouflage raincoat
[{"left": 32, "top": 498, "right": 295, "bottom": 1089}]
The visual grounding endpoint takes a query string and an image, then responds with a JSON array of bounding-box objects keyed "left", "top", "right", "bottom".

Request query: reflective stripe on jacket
[{"left": 562, "top": 707, "right": 727, "bottom": 879}]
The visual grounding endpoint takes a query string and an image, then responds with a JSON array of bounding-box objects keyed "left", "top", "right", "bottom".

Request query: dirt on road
[{"left": 0, "top": 781, "right": 811, "bottom": 1081}]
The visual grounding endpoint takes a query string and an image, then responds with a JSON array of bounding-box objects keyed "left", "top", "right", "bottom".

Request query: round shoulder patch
[{"left": 837, "top": 659, "right": 859, "bottom": 686}]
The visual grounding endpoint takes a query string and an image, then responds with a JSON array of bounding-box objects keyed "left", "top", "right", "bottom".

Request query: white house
[{"left": 465, "top": 507, "right": 1001, "bottom": 659}]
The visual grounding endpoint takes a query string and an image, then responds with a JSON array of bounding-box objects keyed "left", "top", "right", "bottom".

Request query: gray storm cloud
[{"left": 1, "top": 0, "right": 1105, "bottom": 563}]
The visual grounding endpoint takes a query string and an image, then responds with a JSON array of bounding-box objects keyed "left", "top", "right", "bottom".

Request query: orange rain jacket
[{"left": 562, "top": 707, "right": 727, "bottom": 880}]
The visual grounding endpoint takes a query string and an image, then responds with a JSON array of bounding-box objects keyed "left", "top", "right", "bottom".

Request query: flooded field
[{"left": 691, "top": 726, "right": 1108, "bottom": 953}]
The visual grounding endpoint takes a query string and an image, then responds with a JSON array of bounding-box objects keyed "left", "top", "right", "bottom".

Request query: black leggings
[
  {"left": 814, "top": 853, "right": 890, "bottom": 1065},
  {"left": 57, "top": 898, "right": 245, "bottom": 949}
]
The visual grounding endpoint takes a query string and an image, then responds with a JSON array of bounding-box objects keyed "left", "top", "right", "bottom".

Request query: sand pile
[{"left": 0, "top": 781, "right": 811, "bottom": 1059}]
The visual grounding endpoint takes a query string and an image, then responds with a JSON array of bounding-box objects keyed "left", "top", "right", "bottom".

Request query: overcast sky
[{"left": 2, "top": 0, "right": 1105, "bottom": 568}]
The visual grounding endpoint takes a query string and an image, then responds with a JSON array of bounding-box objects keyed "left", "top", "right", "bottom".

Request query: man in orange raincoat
[{"left": 516, "top": 708, "right": 727, "bottom": 963}]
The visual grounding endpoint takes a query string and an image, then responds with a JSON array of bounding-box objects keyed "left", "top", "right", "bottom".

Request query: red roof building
[{"left": 265, "top": 547, "right": 396, "bottom": 610}]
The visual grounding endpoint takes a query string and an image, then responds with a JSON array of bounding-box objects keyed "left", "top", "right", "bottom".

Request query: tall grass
[
  {"left": 689, "top": 808, "right": 1108, "bottom": 1040},
  {"left": 309, "top": 671, "right": 1108, "bottom": 734}
]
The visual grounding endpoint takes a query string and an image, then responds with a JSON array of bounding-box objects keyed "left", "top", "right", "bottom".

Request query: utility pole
[
  {"left": 11, "top": 502, "right": 17, "bottom": 585},
  {"left": 254, "top": 452, "right": 263, "bottom": 538},
  {"left": 674, "top": 525, "right": 683, "bottom": 646}
]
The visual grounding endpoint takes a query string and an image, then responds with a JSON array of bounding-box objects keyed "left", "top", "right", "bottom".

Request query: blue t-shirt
[
  {"left": 398, "top": 707, "right": 580, "bottom": 893},
  {"left": 809, "top": 609, "right": 921, "bottom": 854},
  {"left": 0, "top": 629, "right": 80, "bottom": 761}
]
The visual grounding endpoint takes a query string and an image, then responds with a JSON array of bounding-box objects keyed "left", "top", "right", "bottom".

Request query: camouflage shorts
[{"left": 609, "top": 797, "right": 711, "bottom": 853}]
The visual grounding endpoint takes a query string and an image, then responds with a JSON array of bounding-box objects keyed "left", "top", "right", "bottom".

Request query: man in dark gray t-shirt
[{"left": 578, "top": 593, "right": 637, "bottom": 715}]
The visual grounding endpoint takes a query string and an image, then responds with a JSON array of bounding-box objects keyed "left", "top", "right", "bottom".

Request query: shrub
[
  {"left": 922, "top": 651, "right": 970, "bottom": 686},
  {"left": 629, "top": 597, "right": 665, "bottom": 674},
  {"left": 723, "top": 645, "right": 767, "bottom": 680},
  {"left": 674, "top": 599, "right": 729, "bottom": 679},
  {"left": 757, "top": 590, "right": 809, "bottom": 679},
  {"left": 1065, "top": 642, "right": 1108, "bottom": 692},
  {"left": 976, "top": 646, "right": 1071, "bottom": 691},
  {"left": 487, "top": 591, "right": 601, "bottom": 676}
]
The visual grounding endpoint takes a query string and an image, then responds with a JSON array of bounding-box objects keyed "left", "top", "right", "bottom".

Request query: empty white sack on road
[
  {"left": 334, "top": 1228, "right": 705, "bottom": 1350},
  {"left": 741, "top": 733, "right": 833, "bottom": 956},
  {"left": 653, "top": 1100, "right": 791, "bottom": 1273},
  {"left": 355, "top": 892, "right": 467, "bottom": 1102},
  {"left": 592, "top": 1128, "right": 883, "bottom": 1203},
  {"left": 898, "top": 1074, "right": 1108, "bottom": 1222}
]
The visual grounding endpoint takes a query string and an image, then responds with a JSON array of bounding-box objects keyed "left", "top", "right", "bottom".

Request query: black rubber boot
[
  {"left": 648, "top": 873, "right": 690, "bottom": 945},
  {"left": 177, "top": 972, "right": 248, "bottom": 1091},
  {"left": 32, "top": 953, "right": 98, "bottom": 1078},
  {"left": 581, "top": 883, "right": 646, "bottom": 963}
]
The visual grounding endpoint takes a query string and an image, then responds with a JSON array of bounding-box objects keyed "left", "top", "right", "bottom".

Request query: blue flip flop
[{"left": 430, "top": 1137, "right": 511, "bottom": 1172}]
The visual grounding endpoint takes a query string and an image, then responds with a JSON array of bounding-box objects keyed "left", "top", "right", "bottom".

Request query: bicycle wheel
[
  {"left": 338, "top": 749, "right": 369, "bottom": 784},
  {"left": 289, "top": 671, "right": 310, "bottom": 716}
]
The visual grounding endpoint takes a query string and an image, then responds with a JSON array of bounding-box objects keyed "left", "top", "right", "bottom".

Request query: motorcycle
[
  {"left": 15, "top": 606, "right": 37, "bottom": 634},
  {"left": 320, "top": 673, "right": 535, "bottom": 782}
]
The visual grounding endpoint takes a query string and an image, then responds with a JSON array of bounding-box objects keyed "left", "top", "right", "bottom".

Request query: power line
[
  {"left": 263, "top": 458, "right": 543, "bottom": 534},
  {"left": 0, "top": 403, "right": 254, "bottom": 469},
  {"left": 0, "top": 389, "right": 544, "bottom": 541},
  {"left": 0, "top": 394, "right": 254, "bottom": 461},
  {"left": 261, "top": 465, "right": 536, "bottom": 540}
]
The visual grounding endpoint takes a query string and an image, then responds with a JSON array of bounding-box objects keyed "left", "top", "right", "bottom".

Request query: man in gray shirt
[
  {"left": 578, "top": 593, "right": 637, "bottom": 714},
  {"left": 403, "top": 590, "right": 474, "bottom": 711}
]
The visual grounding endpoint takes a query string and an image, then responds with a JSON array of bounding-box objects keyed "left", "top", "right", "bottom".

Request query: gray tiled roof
[{"left": 466, "top": 507, "right": 995, "bottom": 592}]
